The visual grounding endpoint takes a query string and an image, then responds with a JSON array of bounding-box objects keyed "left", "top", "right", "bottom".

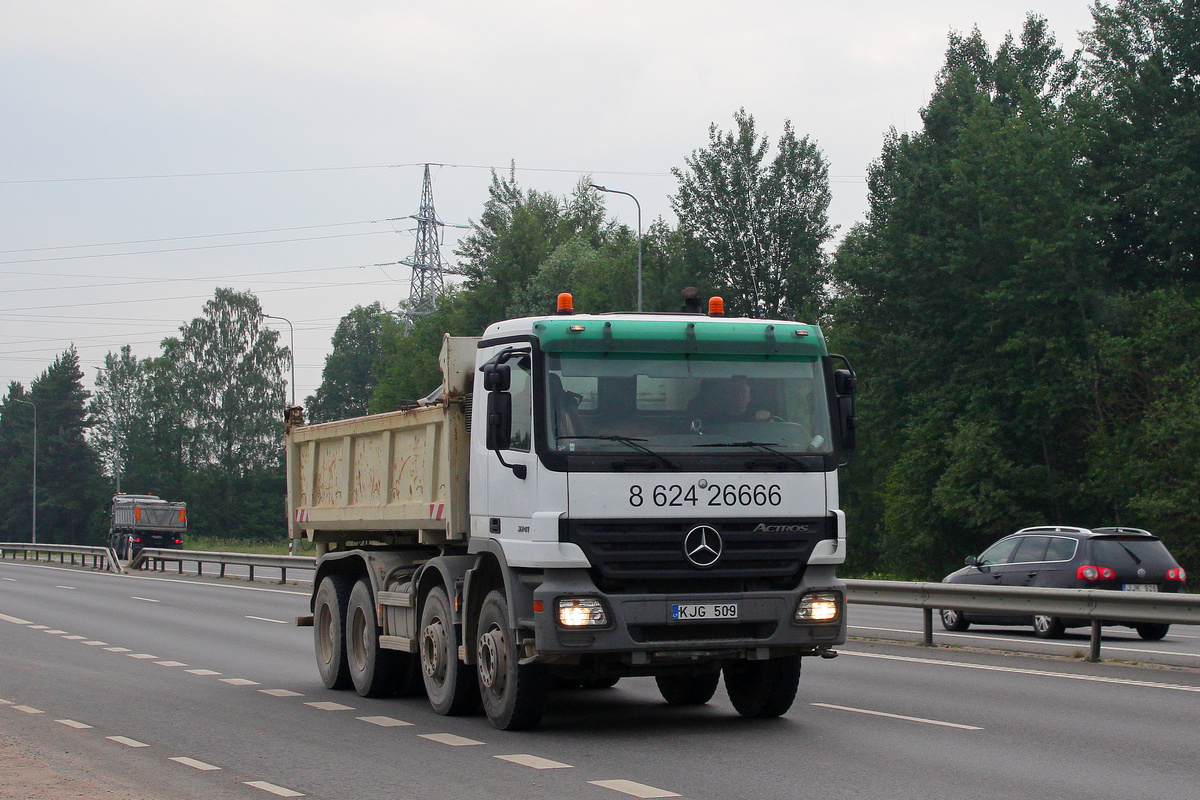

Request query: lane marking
[
  {"left": 0, "top": 613, "right": 32, "bottom": 624},
  {"left": 0, "top": 699, "right": 12, "bottom": 705},
  {"left": 221, "top": 678, "right": 260, "bottom": 686},
  {"left": 496, "top": 753, "right": 572, "bottom": 769},
  {"left": 55, "top": 586, "right": 76, "bottom": 590},
  {"left": 851, "top": 625, "right": 1200, "bottom": 660},
  {"left": 260, "top": 689, "right": 303, "bottom": 697},
  {"left": 170, "top": 756, "right": 221, "bottom": 771},
  {"left": 127, "top": 653, "right": 158, "bottom": 660},
  {"left": 1, "top": 577, "right": 16, "bottom": 581},
  {"left": 245, "top": 780, "right": 305, "bottom": 797},
  {"left": 812, "top": 703, "right": 983, "bottom": 730},
  {"left": 43, "top": 629, "right": 68, "bottom": 635},
  {"left": 56, "top": 719, "right": 93, "bottom": 729},
  {"left": 420, "top": 733, "right": 483, "bottom": 746},
  {"left": 245, "top": 615, "right": 287, "bottom": 624},
  {"left": 130, "top": 596, "right": 160, "bottom": 603},
  {"left": 28, "top": 625, "right": 49, "bottom": 630},
  {"left": 105, "top": 647, "right": 132, "bottom": 653},
  {"left": 83, "top": 641, "right": 108, "bottom": 646},
  {"left": 155, "top": 660, "right": 188, "bottom": 667},
  {"left": 61, "top": 635, "right": 87, "bottom": 640},
  {"left": 186, "top": 669, "right": 221, "bottom": 676},
  {"left": 14, "top": 706, "right": 44, "bottom": 714},
  {"left": 589, "top": 779, "right": 681, "bottom": 798},
  {"left": 840, "top": 649, "right": 1200, "bottom": 692},
  {"left": 107, "top": 736, "right": 149, "bottom": 748},
  {"left": 357, "top": 715, "right": 412, "bottom": 727},
  {"left": 305, "top": 701, "right": 354, "bottom": 712}
]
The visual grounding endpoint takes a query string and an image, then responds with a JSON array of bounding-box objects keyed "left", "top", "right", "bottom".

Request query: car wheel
[
  {"left": 656, "top": 671, "right": 720, "bottom": 706},
  {"left": 1135, "top": 623, "right": 1170, "bottom": 641},
  {"left": 940, "top": 609, "right": 969, "bottom": 632},
  {"left": 1033, "top": 614, "right": 1064, "bottom": 639}
]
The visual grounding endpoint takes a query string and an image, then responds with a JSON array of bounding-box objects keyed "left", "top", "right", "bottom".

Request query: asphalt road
[{"left": 3, "top": 559, "right": 1199, "bottom": 800}]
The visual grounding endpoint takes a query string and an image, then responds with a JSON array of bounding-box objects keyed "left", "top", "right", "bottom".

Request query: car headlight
[
  {"left": 557, "top": 597, "right": 609, "bottom": 627},
  {"left": 795, "top": 591, "right": 840, "bottom": 623}
]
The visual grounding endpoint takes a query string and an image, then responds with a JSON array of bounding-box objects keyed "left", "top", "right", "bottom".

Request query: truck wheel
[
  {"left": 476, "top": 590, "right": 548, "bottom": 730},
  {"left": 347, "top": 579, "right": 407, "bottom": 698},
  {"left": 419, "top": 586, "right": 478, "bottom": 715},
  {"left": 656, "top": 671, "right": 720, "bottom": 706},
  {"left": 723, "top": 655, "right": 801, "bottom": 718},
  {"left": 314, "top": 575, "right": 353, "bottom": 690}
]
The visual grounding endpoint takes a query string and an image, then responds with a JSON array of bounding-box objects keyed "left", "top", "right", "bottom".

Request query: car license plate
[
  {"left": 672, "top": 603, "right": 738, "bottom": 620},
  {"left": 1122, "top": 584, "right": 1159, "bottom": 592}
]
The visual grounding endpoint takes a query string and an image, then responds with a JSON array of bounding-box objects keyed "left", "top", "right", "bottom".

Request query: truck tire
[
  {"left": 314, "top": 575, "right": 353, "bottom": 690},
  {"left": 656, "top": 671, "right": 720, "bottom": 706},
  {"left": 347, "top": 579, "right": 407, "bottom": 698},
  {"left": 419, "top": 586, "right": 479, "bottom": 715},
  {"left": 476, "top": 590, "right": 548, "bottom": 730},
  {"left": 723, "top": 655, "right": 801, "bottom": 718}
]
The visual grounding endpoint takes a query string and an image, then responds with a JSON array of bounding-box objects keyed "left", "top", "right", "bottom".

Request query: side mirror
[
  {"left": 965, "top": 555, "right": 979, "bottom": 567},
  {"left": 832, "top": 363, "right": 858, "bottom": 454},
  {"left": 485, "top": 391, "right": 512, "bottom": 452},
  {"left": 482, "top": 362, "right": 511, "bottom": 392}
]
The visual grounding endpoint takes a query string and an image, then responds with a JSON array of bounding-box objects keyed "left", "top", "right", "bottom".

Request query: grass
[{"left": 183, "top": 536, "right": 306, "bottom": 556}]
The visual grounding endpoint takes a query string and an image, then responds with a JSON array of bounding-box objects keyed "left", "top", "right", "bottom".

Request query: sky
[{"left": 1, "top": 1, "right": 1100, "bottom": 404}]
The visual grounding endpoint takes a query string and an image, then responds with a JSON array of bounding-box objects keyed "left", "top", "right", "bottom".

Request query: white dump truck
[{"left": 288, "top": 296, "right": 857, "bottom": 729}]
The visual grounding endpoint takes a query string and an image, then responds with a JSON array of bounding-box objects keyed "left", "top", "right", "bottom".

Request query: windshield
[{"left": 545, "top": 354, "right": 833, "bottom": 456}]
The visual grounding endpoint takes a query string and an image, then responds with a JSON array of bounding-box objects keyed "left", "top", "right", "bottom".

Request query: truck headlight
[
  {"left": 557, "top": 597, "right": 608, "bottom": 627},
  {"left": 795, "top": 591, "right": 840, "bottom": 623}
]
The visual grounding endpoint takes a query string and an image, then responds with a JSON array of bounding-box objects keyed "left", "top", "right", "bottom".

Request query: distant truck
[
  {"left": 288, "top": 295, "right": 856, "bottom": 729},
  {"left": 108, "top": 494, "right": 187, "bottom": 559}
]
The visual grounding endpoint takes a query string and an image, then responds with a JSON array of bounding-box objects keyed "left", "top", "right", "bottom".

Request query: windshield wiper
[
  {"left": 1116, "top": 541, "right": 1143, "bottom": 564},
  {"left": 693, "top": 440, "right": 809, "bottom": 468},
  {"left": 558, "top": 435, "right": 680, "bottom": 471}
]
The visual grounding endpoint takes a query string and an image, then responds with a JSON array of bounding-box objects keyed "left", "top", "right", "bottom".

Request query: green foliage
[
  {"left": 0, "top": 349, "right": 106, "bottom": 544},
  {"left": 306, "top": 302, "right": 387, "bottom": 423},
  {"left": 672, "top": 109, "right": 833, "bottom": 320}
]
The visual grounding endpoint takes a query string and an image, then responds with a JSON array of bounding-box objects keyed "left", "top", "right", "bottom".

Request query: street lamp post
[
  {"left": 13, "top": 398, "right": 36, "bottom": 544},
  {"left": 262, "top": 313, "right": 296, "bottom": 407},
  {"left": 590, "top": 184, "right": 643, "bottom": 312}
]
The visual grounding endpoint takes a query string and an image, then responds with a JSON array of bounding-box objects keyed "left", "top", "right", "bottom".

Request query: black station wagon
[{"left": 940, "top": 526, "right": 1187, "bottom": 640}]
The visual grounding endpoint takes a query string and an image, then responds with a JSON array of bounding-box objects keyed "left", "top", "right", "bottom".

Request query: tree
[
  {"left": 89, "top": 345, "right": 145, "bottom": 493},
  {"left": 1080, "top": 0, "right": 1200, "bottom": 288},
  {"left": 672, "top": 109, "right": 833, "bottom": 320},
  {"left": 164, "top": 288, "right": 289, "bottom": 475},
  {"left": 830, "top": 17, "right": 1094, "bottom": 577},
  {"left": 0, "top": 349, "right": 105, "bottom": 544},
  {"left": 306, "top": 302, "right": 388, "bottom": 423}
]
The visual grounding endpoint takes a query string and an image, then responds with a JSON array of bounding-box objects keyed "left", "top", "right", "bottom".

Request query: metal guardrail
[
  {"left": 844, "top": 578, "right": 1199, "bottom": 661},
  {"left": 129, "top": 548, "right": 316, "bottom": 585},
  {"left": 0, "top": 542, "right": 124, "bottom": 574}
]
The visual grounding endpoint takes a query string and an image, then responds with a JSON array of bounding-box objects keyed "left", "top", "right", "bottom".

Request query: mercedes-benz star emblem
[{"left": 683, "top": 525, "right": 723, "bottom": 568}]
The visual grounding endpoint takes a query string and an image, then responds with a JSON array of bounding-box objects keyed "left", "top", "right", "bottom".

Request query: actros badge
[{"left": 683, "top": 525, "right": 723, "bottom": 568}]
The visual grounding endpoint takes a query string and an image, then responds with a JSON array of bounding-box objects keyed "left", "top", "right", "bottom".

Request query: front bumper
[{"left": 531, "top": 565, "right": 845, "bottom": 663}]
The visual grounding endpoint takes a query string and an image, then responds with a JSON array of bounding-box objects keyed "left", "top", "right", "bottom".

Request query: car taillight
[
  {"left": 1167, "top": 567, "right": 1187, "bottom": 582},
  {"left": 1077, "top": 565, "right": 1115, "bottom": 581},
  {"left": 173, "top": 538, "right": 182, "bottom": 544},
  {"left": 132, "top": 537, "right": 142, "bottom": 543}
]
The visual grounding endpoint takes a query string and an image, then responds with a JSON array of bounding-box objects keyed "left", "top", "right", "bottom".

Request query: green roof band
[{"left": 534, "top": 318, "right": 828, "bottom": 358}]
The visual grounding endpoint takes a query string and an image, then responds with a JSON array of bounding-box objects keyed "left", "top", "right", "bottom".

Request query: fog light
[
  {"left": 557, "top": 597, "right": 608, "bottom": 627},
  {"left": 795, "top": 592, "right": 840, "bottom": 623}
]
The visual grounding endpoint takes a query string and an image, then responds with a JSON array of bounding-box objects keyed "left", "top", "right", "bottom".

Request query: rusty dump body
[{"left": 286, "top": 336, "right": 476, "bottom": 548}]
